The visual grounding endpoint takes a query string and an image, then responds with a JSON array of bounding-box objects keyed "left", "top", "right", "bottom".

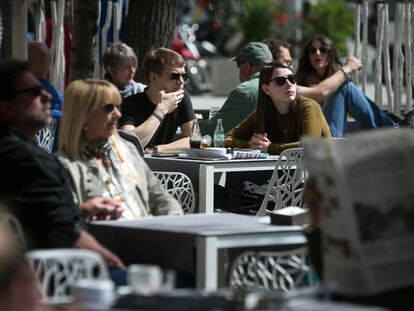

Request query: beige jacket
[{"left": 58, "top": 139, "right": 182, "bottom": 217}]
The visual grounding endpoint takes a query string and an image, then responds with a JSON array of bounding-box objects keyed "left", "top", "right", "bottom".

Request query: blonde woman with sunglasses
[
  {"left": 58, "top": 79, "right": 182, "bottom": 220},
  {"left": 296, "top": 34, "right": 396, "bottom": 137},
  {"left": 225, "top": 61, "right": 331, "bottom": 155}
]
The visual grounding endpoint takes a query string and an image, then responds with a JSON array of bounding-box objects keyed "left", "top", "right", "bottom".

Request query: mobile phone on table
[{"left": 151, "top": 152, "right": 180, "bottom": 158}]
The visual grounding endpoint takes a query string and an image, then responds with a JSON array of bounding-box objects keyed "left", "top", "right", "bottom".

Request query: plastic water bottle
[
  {"left": 190, "top": 119, "right": 202, "bottom": 149},
  {"left": 213, "top": 119, "right": 225, "bottom": 147}
]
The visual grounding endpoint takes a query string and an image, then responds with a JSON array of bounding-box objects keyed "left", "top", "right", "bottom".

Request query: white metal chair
[
  {"left": 0, "top": 212, "right": 26, "bottom": 250},
  {"left": 228, "top": 247, "right": 314, "bottom": 291},
  {"left": 256, "top": 148, "right": 308, "bottom": 216},
  {"left": 153, "top": 171, "right": 195, "bottom": 214},
  {"left": 26, "top": 249, "right": 109, "bottom": 305}
]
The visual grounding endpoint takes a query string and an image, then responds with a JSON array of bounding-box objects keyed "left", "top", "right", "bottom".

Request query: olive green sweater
[{"left": 226, "top": 96, "right": 331, "bottom": 155}]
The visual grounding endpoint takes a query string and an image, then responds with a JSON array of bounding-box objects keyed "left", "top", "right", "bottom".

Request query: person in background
[
  {"left": 264, "top": 39, "right": 293, "bottom": 66},
  {"left": 0, "top": 60, "right": 123, "bottom": 269},
  {"left": 119, "top": 48, "right": 195, "bottom": 153},
  {"left": 225, "top": 61, "right": 331, "bottom": 155},
  {"left": 28, "top": 41, "right": 63, "bottom": 152},
  {"left": 198, "top": 42, "right": 273, "bottom": 137},
  {"left": 59, "top": 79, "right": 182, "bottom": 219},
  {"left": 103, "top": 42, "right": 146, "bottom": 99},
  {"left": 295, "top": 34, "right": 396, "bottom": 137},
  {"left": 265, "top": 38, "right": 365, "bottom": 126}
]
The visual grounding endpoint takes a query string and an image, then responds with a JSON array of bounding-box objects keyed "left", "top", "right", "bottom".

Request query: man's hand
[
  {"left": 342, "top": 56, "right": 362, "bottom": 75},
  {"left": 248, "top": 133, "right": 270, "bottom": 151},
  {"left": 156, "top": 89, "right": 185, "bottom": 115},
  {"left": 80, "top": 197, "right": 124, "bottom": 222}
]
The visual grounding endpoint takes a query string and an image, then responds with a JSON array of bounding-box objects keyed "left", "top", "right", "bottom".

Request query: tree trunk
[
  {"left": 70, "top": 0, "right": 99, "bottom": 81},
  {"left": 124, "top": 0, "right": 177, "bottom": 82},
  {"left": 0, "top": 1, "right": 12, "bottom": 64}
]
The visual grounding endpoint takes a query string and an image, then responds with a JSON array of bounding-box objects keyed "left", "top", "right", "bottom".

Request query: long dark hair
[
  {"left": 296, "top": 34, "right": 342, "bottom": 86},
  {"left": 255, "top": 61, "right": 296, "bottom": 133}
]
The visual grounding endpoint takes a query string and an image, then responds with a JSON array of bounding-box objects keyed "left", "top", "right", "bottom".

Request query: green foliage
[
  {"left": 302, "top": 0, "right": 354, "bottom": 56},
  {"left": 237, "top": 0, "right": 274, "bottom": 45},
  {"left": 236, "top": 0, "right": 353, "bottom": 56}
]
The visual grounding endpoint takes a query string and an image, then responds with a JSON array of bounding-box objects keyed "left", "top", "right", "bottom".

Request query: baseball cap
[{"left": 229, "top": 42, "right": 273, "bottom": 65}]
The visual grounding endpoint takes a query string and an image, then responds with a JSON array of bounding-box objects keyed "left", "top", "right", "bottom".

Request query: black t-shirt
[
  {"left": 0, "top": 125, "right": 82, "bottom": 249},
  {"left": 119, "top": 90, "right": 195, "bottom": 146}
]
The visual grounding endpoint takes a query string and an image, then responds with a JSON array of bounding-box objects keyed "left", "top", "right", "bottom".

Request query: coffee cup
[
  {"left": 127, "top": 264, "right": 163, "bottom": 295},
  {"left": 70, "top": 279, "right": 114, "bottom": 310}
]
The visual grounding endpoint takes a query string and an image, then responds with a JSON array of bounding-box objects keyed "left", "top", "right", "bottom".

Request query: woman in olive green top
[{"left": 225, "top": 61, "right": 331, "bottom": 155}]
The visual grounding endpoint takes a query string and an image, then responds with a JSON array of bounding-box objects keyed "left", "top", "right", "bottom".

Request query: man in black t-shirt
[{"left": 119, "top": 48, "right": 195, "bottom": 153}]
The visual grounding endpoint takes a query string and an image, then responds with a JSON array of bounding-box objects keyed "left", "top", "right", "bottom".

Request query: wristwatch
[{"left": 152, "top": 145, "right": 159, "bottom": 154}]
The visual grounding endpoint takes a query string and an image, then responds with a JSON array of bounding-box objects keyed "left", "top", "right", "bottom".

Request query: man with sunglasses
[
  {"left": 0, "top": 61, "right": 124, "bottom": 269},
  {"left": 119, "top": 48, "right": 195, "bottom": 153},
  {"left": 198, "top": 42, "right": 273, "bottom": 137}
]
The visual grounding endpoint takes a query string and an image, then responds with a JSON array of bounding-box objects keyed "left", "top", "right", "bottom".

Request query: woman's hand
[
  {"left": 248, "top": 133, "right": 270, "bottom": 151},
  {"left": 342, "top": 56, "right": 362, "bottom": 76},
  {"left": 80, "top": 197, "right": 124, "bottom": 222}
]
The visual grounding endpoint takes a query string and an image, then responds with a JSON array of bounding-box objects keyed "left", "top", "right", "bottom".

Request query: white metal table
[
  {"left": 89, "top": 214, "right": 305, "bottom": 291},
  {"left": 145, "top": 156, "right": 279, "bottom": 214}
]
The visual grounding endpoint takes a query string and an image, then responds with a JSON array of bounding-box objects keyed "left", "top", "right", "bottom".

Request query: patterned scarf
[{"left": 84, "top": 139, "right": 113, "bottom": 168}]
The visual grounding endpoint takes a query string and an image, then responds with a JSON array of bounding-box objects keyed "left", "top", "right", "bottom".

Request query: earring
[{"left": 82, "top": 125, "right": 88, "bottom": 131}]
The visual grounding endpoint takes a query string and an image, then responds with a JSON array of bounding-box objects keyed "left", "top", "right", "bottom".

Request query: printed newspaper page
[{"left": 302, "top": 129, "right": 414, "bottom": 296}]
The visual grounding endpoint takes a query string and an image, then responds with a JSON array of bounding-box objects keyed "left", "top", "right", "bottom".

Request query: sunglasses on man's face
[
  {"left": 308, "top": 47, "right": 330, "bottom": 55},
  {"left": 169, "top": 72, "right": 188, "bottom": 82},
  {"left": 9, "top": 85, "right": 43, "bottom": 99},
  {"left": 269, "top": 74, "right": 296, "bottom": 86},
  {"left": 101, "top": 103, "right": 119, "bottom": 113}
]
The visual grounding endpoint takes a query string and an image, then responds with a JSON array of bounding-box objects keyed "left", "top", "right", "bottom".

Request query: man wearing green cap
[{"left": 198, "top": 42, "right": 273, "bottom": 137}]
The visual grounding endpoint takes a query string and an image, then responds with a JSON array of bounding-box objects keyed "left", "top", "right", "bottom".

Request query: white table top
[{"left": 91, "top": 213, "right": 301, "bottom": 237}]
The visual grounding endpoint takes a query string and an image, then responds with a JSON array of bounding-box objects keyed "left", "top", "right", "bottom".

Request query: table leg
[
  {"left": 196, "top": 236, "right": 218, "bottom": 291},
  {"left": 199, "top": 164, "right": 215, "bottom": 214}
]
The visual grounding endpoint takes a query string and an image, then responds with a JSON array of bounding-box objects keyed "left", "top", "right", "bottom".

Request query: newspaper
[{"left": 302, "top": 129, "right": 414, "bottom": 296}]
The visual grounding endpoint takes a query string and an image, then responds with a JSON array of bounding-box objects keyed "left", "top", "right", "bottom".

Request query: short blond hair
[{"left": 59, "top": 79, "right": 121, "bottom": 160}]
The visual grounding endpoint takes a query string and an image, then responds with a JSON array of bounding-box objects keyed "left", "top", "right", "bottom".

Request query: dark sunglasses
[
  {"left": 101, "top": 103, "right": 118, "bottom": 113},
  {"left": 9, "top": 85, "right": 43, "bottom": 99},
  {"left": 308, "top": 47, "right": 330, "bottom": 55},
  {"left": 269, "top": 74, "right": 296, "bottom": 86},
  {"left": 169, "top": 72, "right": 188, "bottom": 82}
]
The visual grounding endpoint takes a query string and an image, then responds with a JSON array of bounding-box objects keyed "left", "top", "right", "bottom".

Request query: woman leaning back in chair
[
  {"left": 225, "top": 61, "right": 331, "bottom": 155},
  {"left": 58, "top": 79, "right": 182, "bottom": 220}
]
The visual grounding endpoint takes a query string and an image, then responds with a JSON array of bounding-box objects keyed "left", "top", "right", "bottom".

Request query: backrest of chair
[
  {"left": 118, "top": 129, "right": 144, "bottom": 156},
  {"left": 26, "top": 249, "right": 109, "bottom": 305},
  {"left": 34, "top": 119, "right": 57, "bottom": 153},
  {"left": 228, "top": 247, "right": 314, "bottom": 291},
  {"left": 275, "top": 148, "right": 307, "bottom": 209},
  {"left": 257, "top": 148, "right": 307, "bottom": 216},
  {"left": 153, "top": 171, "right": 195, "bottom": 214},
  {"left": 0, "top": 212, "right": 27, "bottom": 250}
]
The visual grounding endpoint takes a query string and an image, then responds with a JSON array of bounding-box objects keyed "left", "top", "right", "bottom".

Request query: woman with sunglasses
[
  {"left": 225, "top": 61, "right": 331, "bottom": 155},
  {"left": 296, "top": 34, "right": 396, "bottom": 137},
  {"left": 58, "top": 79, "right": 182, "bottom": 220}
]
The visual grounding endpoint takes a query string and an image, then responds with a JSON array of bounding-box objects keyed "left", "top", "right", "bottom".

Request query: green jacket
[{"left": 199, "top": 72, "right": 260, "bottom": 137}]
